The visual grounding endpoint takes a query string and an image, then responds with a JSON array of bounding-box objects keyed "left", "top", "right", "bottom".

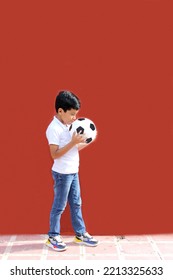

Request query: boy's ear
[{"left": 58, "top": 108, "right": 63, "bottom": 114}]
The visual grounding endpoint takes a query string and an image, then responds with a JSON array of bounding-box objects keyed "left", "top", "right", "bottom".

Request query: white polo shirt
[{"left": 46, "top": 116, "right": 79, "bottom": 174}]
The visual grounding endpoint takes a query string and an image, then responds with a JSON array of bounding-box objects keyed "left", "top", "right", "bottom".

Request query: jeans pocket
[{"left": 52, "top": 170, "right": 62, "bottom": 181}]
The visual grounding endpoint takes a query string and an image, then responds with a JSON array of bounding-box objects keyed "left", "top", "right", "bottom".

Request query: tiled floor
[{"left": 0, "top": 234, "right": 173, "bottom": 260}]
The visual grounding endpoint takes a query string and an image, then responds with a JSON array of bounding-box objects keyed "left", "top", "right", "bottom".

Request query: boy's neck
[{"left": 55, "top": 114, "right": 67, "bottom": 126}]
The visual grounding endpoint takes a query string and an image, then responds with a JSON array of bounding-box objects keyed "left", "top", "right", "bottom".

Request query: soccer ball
[{"left": 69, "top": 117, "right": 97, "bottom": 144}]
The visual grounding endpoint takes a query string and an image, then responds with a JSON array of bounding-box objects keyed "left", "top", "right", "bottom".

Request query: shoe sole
[
  {"left": 46, "top": 241, "right": 67, "bottom": 252},
  {"left": 74, "top": 240, "right": 99, "bottom": 247}
]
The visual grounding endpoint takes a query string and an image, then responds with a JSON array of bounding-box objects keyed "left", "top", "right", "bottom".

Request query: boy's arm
[
  {"left": 77, "top": 143, "right": 89, "bottom": 151},
  {"left": 49, "top": 132, "right": 86, "bottom": 159}
]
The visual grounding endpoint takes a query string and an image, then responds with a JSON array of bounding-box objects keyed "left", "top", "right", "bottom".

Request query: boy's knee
[
  {"left": 52, "top": 205, "right": 66, "bottom": 215},
  {"left": 72, "top": 200, "right": 82, "bottom": 209}
]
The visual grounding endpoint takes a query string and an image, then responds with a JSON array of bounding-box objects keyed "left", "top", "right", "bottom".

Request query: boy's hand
[{"left": 71, "top": 131, "right": 87, "bottom": 145}]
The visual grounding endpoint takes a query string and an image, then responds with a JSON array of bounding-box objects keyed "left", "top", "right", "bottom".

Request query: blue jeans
[{"left": 48, "top": 171, "right": 86, "bottom": 237}]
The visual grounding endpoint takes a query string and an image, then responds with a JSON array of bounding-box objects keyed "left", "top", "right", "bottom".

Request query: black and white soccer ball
[{"left": 69, "top": 117, "right": 97, "bottom": 144}]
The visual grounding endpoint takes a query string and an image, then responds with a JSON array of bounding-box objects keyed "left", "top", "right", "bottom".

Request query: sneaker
[
  {"left": 74, "top": 232, "right": 98, "bottom": 247},
  {"left": 46, "top": 235, "right": 67, "bottom": 251}
]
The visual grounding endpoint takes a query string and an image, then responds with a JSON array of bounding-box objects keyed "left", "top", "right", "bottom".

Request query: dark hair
[{"left": 55, "top": 90, "right": 81, "bottom": 112}]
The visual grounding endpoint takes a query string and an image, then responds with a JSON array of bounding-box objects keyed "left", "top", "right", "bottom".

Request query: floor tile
[
  {"left": 0, "top": 235, "right": 12, "bottom": 242},
  {"left": 124, "top": 235, "right": 149, "bottom": 241},
  {"left": 10, "top": 243, "right": 44, "bottom": 254},
  {"left": 156, "top": 243, "right": 173, "bottom": 255},
  {"left": 120, "top": 242, "right": 154, "bottom": 254},
  {"left": 7, "top": 256, "right": 41, "bottom": 260},
  {"left": 150, "top": 234, "right": 173, "bottom": 241},
  {"left": 0, "top": 245, "right": 7, "bottom": 254},
  {"left": 162, "top": 255, "right": 173, "bottom": 260}
]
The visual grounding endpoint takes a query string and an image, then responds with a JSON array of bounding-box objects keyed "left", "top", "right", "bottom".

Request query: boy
[{"left": 46, "top": 90, "right": 98, "bottom": 251}]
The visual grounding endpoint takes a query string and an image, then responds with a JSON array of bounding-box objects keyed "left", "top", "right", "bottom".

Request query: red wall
[{"left": 0, "top": 0, "right": 173, "bottom": 235}]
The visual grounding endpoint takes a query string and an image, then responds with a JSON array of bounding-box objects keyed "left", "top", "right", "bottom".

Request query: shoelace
[
  {"left": 52, "top": 235, "right": 63, "bottom": 243},
  {"left": 83, "top": 232, "right": 92, "bottom": 239}
]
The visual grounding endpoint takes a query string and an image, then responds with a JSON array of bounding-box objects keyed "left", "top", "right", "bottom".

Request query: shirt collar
[{"left": 54, "top": 116, "right": 69, "bottom": 129}]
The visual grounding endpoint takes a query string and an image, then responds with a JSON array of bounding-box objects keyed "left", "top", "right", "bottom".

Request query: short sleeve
[{"left": 46, "top": 125, "right": 60, "bottom": 145}]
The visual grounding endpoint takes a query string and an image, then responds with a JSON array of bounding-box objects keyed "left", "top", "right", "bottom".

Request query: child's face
[{"left": 58, "top": 108, "right": 79, "bottom": 125}]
